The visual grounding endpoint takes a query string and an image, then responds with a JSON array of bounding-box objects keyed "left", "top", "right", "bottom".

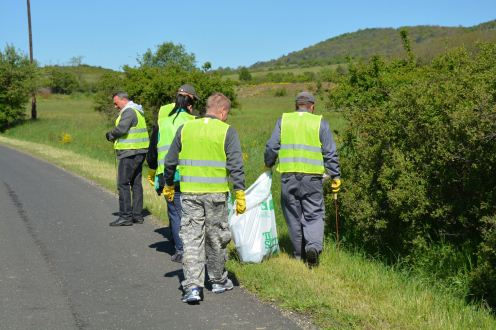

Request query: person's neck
[{"left": 205, "top": 112, "right": 221, "bottom": 120}]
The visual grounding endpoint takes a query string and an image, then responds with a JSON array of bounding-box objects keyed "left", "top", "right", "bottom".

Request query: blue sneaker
[
  {"left": 181, "top": 287, "right": 202, "bottom": 303},
  {"left": 212, "top": 279, "right": 234, "bottom": 294}
]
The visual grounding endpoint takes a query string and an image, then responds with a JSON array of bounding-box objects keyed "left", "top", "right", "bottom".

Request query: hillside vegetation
[
  {"left": 251, "top": 20, "right": 496, "bottom": 69},
  {"left": 39, "top": 64, "right": 115, "bottom": 94}
]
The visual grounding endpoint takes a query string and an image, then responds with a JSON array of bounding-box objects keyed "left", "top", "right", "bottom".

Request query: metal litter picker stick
[{"left": 333, "top": 193, "right": 339, "bottom": 250}]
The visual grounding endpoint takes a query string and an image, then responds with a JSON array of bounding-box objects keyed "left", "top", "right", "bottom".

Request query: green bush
[
  {"left": 273, "top": 87, "right": 287, "bottom": 97},
  {"left": 238, "top": 67, "right": 252, "bottom": 82},
  {"left": 93, "top": 71, "right": 125, "bottom": 121},
  {"left": 138, "top": 42, "right": 196, "bottom": 71},
  {"left": 48, "top": 67, "right": 79, "bottom": 94},
  {"left": 93, "top": 65, "right": 236, "bottom": 125},
  {"left": 0, "top": 45, "right": 37, "bottom": 131},
  {"left": 326, "top": 41, "right": 496, "bottom": 307},
  {"left": 469, "top": 215, "right": 496, "bottom": 307}
]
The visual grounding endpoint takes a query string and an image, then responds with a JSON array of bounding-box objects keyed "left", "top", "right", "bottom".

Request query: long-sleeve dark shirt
[
  {"left": 264, "top": 109, "right": 341, "bottom": 178},
  {"left": 164, "top": 115, "right": 245, "bottom": 191},
  {"left": 146, "top": 125, "right": 159, "bottom": 169}
]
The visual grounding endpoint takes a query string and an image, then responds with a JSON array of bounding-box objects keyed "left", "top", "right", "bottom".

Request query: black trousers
[{"left": 117, "top": 154, "right": 145, "bottom": 220}]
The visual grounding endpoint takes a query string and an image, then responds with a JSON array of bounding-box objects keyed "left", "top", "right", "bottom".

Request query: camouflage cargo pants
[{"left": 180, "top": 193, "right": 231, "bottom": 290}]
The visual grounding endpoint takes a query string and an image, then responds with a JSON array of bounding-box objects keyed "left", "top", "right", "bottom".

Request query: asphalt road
[{"left": 0, "top": 145, "right": 303, "bottom": 330}]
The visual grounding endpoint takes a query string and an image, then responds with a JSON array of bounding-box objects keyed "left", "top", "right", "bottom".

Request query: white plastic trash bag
[{"left": 228, "top": 171, "right": 279, "bottom": 263}]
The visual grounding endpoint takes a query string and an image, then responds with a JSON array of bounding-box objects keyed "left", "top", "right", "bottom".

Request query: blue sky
[{"left": 1, "top": 1, "right": 495, "bottom": 70}]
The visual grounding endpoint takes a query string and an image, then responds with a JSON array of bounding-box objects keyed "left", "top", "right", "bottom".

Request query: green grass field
[
  {"left": 1, "top": 90, "right": 495, "bottom": 329},
  {"left": 222, "top": 63, "right": 343, "bottom": 81}
]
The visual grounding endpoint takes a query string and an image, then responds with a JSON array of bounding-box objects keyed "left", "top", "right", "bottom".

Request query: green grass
[
  {"left": 1, "top": 91, "right": 495, "bottom": 329},
  {"left": 3, "top": 94, "right": 115, "bottom": 163},
  {"left": 222, "top": 63, "right": 343, "bottom": 81}
]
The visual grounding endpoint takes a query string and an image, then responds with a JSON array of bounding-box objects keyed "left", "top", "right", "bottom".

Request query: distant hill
[{"left": 251, "top": 20, "right": 496, "bottom": 69}]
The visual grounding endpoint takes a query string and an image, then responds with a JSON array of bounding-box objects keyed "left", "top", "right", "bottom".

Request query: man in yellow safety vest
[
  {"left": 163, "top": 92, "right": 246, "bottom": 303},
  {"left": 146, "top": 84, "right": 198, "bottom": 262},
  {"left": 105, "top": 92, "right": 149, "bottom": 226},
  {"left": 264, "top": 91, "right": 341, "bottom": 267}
]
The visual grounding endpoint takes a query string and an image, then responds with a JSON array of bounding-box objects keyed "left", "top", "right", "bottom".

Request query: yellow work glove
[
  {"left": 331, "top": 178, "right": 342, "bottom": 194},
  {"left": 162, "top": 185, "right": 175, "bottom": 202},
  {"left": 146, "top": 169, "right": 156, "bottom": 186},
  {"left": 235, "top": 190, "right": 246, "bottom": 215}
]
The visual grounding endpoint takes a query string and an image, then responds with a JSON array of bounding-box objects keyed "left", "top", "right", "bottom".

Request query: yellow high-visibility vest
[
  {"left": 156, "top": 109, "right": 195, "bottom": 175},
  {"left": 178, "top": 118, "right": 229, "bottom": 193},
  {"left": 114, "top": 108, "right": 149, "bottom": 150},
  {"left": 158, "top": 103, "right": 175, "bottom": 121},
  {"left": 277, "top": 112, "right": 324, "bottom": 174}
]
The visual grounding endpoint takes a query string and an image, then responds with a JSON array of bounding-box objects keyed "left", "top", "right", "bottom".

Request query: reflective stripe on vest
[
  {"left": 114, "top": 108, "right": 149, "bottom": 150},
  {"left": 277, "top": 112, "right": 325, "bottom": 174},
  {"left": 178, "top": 117, "right": 229, "bottom": 193},
  {"left": 156, "top": 108, "right": 195, "bottom": 175}
]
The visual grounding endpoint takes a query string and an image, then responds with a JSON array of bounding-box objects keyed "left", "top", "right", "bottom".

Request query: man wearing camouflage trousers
[{"left": 163, "top": 92, "right": 246, "bottom": 303}]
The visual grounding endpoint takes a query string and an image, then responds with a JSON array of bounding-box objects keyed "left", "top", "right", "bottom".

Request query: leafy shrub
[
  {"left": 93, "top": 71, "right": 124, "bottom": 121},
  {"left": 0, "top": 45, "right": 37, "bottom": 131},
  {"left": 326, "top": 41, "right": 496, "bottom": 306},
  {"left": 94, "top": 65, "right": 236, "bottom": 125},
  {"left": 273, "top": 87, "right": 287, "bottom": 97},
  {"left": 48, "top": 67, "right": 79, "bottom": 94},
  {"left": 238, "top": 67, "right": 252, "bottom": 82},
  {"left": 469, "top": 215, "right": 496, "bottom": 307},
  {"left": 138, "top": 42, "right": 196, "bottom": 71}
]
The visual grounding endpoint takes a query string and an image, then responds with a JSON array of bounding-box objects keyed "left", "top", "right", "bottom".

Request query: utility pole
[{"left": 27, "top": 0, "right": 37, "bottom": 119}]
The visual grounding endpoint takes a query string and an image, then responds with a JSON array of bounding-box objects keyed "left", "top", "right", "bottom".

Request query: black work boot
[
  {"left": 109, "top": 218, "right": 133, "bottom": 226},
  {"left": 306, "top": 247, "right": 320, "bottom": 268}
]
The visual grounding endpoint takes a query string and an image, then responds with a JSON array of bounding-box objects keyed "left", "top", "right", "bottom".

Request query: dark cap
[
  {"left": 178, "top": 84, "right": 199, "bottom": 100},
  {"left": 295, "top": 91, "right": 315, "bottom": 104}
]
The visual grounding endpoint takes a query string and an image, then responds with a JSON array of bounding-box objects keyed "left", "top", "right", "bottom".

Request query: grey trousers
[
  {"left": 180, "top": 193, "right": 231, "bottom": 290},
  {"left": 281, "top": 173, "right": 325, "bottom": 258}
]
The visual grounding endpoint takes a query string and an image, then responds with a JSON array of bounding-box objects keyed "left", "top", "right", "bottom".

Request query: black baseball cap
[{"left": 178, "top": 84, "right": 199, "bottom": 100}]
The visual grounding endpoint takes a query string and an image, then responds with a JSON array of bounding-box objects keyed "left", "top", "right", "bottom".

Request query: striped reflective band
[
  {"left": 158, "top": 145, "right": 170, "bottom": 152},
  {"left": 158, "top": 159, "right": 165, "bottom": 166},
  {"left": 118, "top": 137, "right": 150, "bottom": 143},
  {"left": 279, "top": 157, "right": 324, "bottom": 166},
  {"left": 179, "top": 159, "right": 226, "bottom": 167},
  {"left": 280, "top": 143, "right": 321, "bottom": 153},
  {"left": 181, "top": 176, "right": 228, "bottom": 184},
  {"left": 128, "top": 127, "right": 148, "bottom": 133}
]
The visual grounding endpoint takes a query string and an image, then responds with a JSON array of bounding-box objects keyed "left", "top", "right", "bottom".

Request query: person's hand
[
  {"left": 331, "top": 178, "right": 342, "bottom": 194},
  {"left": 162, "top": 185, "right": 175, "bottom": 202},
  {"left": 235, "top": 190, "right": 246, "bottom": 215},
  {"left": 105, "top": 132, "right": 113, "bottom": 141},
  {"left": 146, "top": 169, "right": 156, "bottom": 186}
]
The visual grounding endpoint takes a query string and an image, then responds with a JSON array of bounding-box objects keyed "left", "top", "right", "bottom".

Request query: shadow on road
[
  {"left": 149, "top": 227, "right": 175, "bottom": 256},
  {"left": 111, "top": 208, "right": 152, "bottom": 218},
  {"left": 151, "top": 227, "right": 241, "bottom": 291}
]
